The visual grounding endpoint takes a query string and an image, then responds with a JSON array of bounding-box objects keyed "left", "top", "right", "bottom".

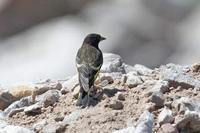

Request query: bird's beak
[{"left": 100, "top": 36, "right": 106, "bottom": 41}]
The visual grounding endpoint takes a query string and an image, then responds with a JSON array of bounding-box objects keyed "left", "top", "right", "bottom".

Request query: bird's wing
[
  {"left": 78, "top": 64, "right": 98, "bottom": 92},
  {"left": 76, "top": 47, "right": 103, "bottom": 92}
]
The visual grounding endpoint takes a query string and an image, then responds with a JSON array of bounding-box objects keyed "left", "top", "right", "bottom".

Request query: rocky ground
[{"left": 0, "top": 53, "right": 200, "bottom": 133}]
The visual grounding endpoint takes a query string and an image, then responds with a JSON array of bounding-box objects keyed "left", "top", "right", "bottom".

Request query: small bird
[{"left": 76, "top": 33, "right": 106, "bottom": 107}]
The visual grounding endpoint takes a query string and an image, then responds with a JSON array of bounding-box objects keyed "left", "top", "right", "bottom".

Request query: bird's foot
[
  {"left": 81, "top": 95, "right": 90, "bottom": 108},
  {"left": 76, "top": 98, "right": 82, "bottom": 106}
]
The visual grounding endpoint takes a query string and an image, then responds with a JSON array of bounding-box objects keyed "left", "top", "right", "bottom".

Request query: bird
[{"left": 75, "top": 33, "right": 106, "bottom": 107}]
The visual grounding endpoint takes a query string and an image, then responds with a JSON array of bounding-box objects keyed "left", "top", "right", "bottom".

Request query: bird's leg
[
  {"left": 86, "top": 90, "right": 91, "bottom": 107},
  {"left": 76, "top": 92, "right": 83, "bottom": 106}
]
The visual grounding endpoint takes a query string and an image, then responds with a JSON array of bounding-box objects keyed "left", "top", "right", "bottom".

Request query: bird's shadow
[{"left": 89, "top": 87, "right": 126, "bottom": 107}]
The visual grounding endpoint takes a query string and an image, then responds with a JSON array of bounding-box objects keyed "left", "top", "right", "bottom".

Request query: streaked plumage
[{"left": 76, "top": 33, "right": 105, "bottom": 106}]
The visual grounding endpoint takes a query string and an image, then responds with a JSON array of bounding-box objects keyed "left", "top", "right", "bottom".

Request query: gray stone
[
  {"left": 101, "top": 53, "right": 125, "bottom": 73},
  {"left": 42, "top": 122, "right": 67, "bottom": 133},
  {"left": 172, "top": 97, "right": 200, "bottom": 114},
  {"left": 149, "top": 91, "right": 165, "bottom": 107},
  {"left": 175, "top": 112, "right": 200, "bottom": 133},
  {"left": 24, "top": 103, "right": 42, "bottom": 115},
  {"left": 0, "top": 121, "right": 8, "bottom": 129},
  {"left": 32, "top": 119, "right": 48, "bottom": 131},
  {"left": 151, "top": 80, "right": 169, "bottom": 93},
  {"left": 34, "top": 82, "right": 62, "bottom": 95},
  {"left": 0, "top": 114, "right": 8, "bottom": 129},
  {"left": 63, "top": 110, "right": 82, "bottom": 125},
  {"left": 37, "top": 90, "right": 61, "bottom": 108},
  {"left": 108, "top": 100, "right": 124, "bottom": 110},
  {"left": 160, "top": 64, "right": 200, "bottom": 88},
  {"left": 145, "top": 103, "right": 156, "bottom": 112},
  {"left": 158, "top": 107, "right": 174, "bottom": 125},
  {"left": 0, "top": 125, "right": 34, "bottom": 133},
  {"left": 132, "top": 64, "right": 153, "bottom": 76},
  {"left": 7, "top": 108, "right": 24, "bottom": 117},
  {"left": 157, "top": 123, "right": 178, "bottom": 133},
  {"left": 37, "top": 81, "right": 62, "bottom": 90},
  {"left": 123, "top": 64, "right": 135, "bottom": 74},
  {"left": 0, "top": 91, "right": 15, "bottom": 110},
  {"left": 117, "top": 92, "right": 125, "bottom": 101},
  {"left": 0, "top": 111, "right": 5, "bottom": 119},
  {"left": 62, "top": 75, "right": 79, "bottom": 92},
  {"left": 126, "top": 72, "right": 143, "bottom": 88},
  {"left": 105, "top": 72, "right": 123, "bottom": 80},
  {"left": 99, "top": 75, "right": 114, "bottom": 84},
  {"left": 135, "top": 111, "right": 154, "bottom": 133},
  {"left": 55, "top": 116, "right": 64, "bottom": 122},
  {"left": 97, "top": 73, "right": 122, "bottom": 86},
  {"left": 32, "top": 82, "right": 62, "bottom": 102},
  {"left": 172, "top": 97, "right": 200, "bottom": 132},
  {"left": 4, "top": 97, "right": 32, "bottom": 116},
  {"left": 113, "top": 126, "right": 135, "bottom": 133}
]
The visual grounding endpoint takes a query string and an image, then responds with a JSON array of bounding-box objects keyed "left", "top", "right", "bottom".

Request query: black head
[{"left": 83, "top": 33, "right": 106, "bottom": 47}]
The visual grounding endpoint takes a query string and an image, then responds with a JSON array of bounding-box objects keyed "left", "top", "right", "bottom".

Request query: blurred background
[{"left": 0, "top": 0, "right": 200, "bottom": 87}]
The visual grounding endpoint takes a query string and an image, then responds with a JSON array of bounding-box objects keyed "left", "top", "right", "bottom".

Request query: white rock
[
  {"left": 175, "top": 111, "right": 200, "bottom": 132},
  {"left": 101, "top": 53, "right": 125, "bottom": 73},
  {"left": 123, "top": 64, "right": 135, "bottom": 74},
  {"left": 160, "top": 63, "right": 200, "bottom": 88},
  {"left": 62, "top": 75, "right": 79, "bottom": 91},
  {"left": 32, "top": 119, "right": 47, "bottom": 131},
  {"left": 0, "top": 125, "right": 34, "bottom": 133},
  {"left": 158, "top": 107, "right": 174, "bottom": 125},
  {"left": 39, "top": 90, "right": 60, "bottom": 108},
  {"left": 135, "top": 111, "right": 154, "bottom": 133},
  {"left": 24, "top": 103, "right": 42, "bottom": 115},
  {"left": 42, "top": 122, "right": 67, "bottom": 133},
  {"left": 4, "top": 97, "right": 32, "bottom": 116},
  {"left": 158, "top": 123, "right": 178, "bottom": 133},
  {"left": 34, "top": 82, "right": 62, "bottom": 95},
  {"left": 126, "top": 72, "right": 143, "bottom": 88},
  {"left": 173, "top": 97, "right": 200, "bottom": 132},
  {"left": 172, "top": 97, "right": 200, "bottom": 114},
  {"left": 0, "top": 117, "right": 8, "bottom": 129},
  {"left": 151, "top": 80, "right": 169, "bottom": 93},
  {"left": 132, "top": 64, "right": 153, "bottom": 76},
  {"left": 123, "top": 64, "right": 153, "bottom": 75},
  {"left": 63, "top": 110, "right": 82, "bottom": 125},
  {"left": 113, "top": 126, "right": 135, "bottom": 133}
]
